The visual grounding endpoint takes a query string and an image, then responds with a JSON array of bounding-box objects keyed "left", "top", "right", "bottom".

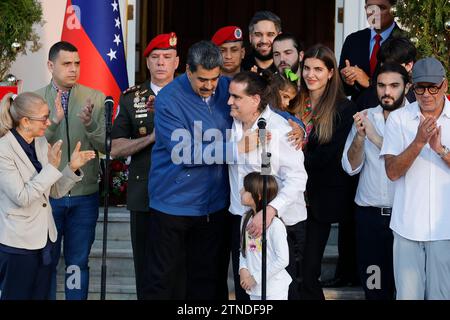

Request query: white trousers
[{"left": 393, "top": 232, "right": 450, "bottom": 300}]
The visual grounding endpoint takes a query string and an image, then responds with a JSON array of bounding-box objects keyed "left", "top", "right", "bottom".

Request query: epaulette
[{"left": 122, "top": 85, "right": 141, "bottom": 95}]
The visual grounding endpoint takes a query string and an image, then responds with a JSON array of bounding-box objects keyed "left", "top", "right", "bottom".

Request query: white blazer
[{"left": 0, "top": 131, "right": 82, "bottom": 250}]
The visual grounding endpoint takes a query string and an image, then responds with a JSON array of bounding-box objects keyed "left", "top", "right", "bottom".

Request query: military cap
[
  {"left": 144, "top": 32, "right": 178, "bottom": 57},
  {"left": 211, "top": 26, "right": 243, "bottom": 46}
]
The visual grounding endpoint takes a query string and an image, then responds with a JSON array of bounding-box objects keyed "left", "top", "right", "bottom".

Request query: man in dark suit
[
  {"left": 339, "top": 0, "right": 404, "bottom": 101},
  {"left": 111, "top": 32, "right": 179, "bottom": 299}
]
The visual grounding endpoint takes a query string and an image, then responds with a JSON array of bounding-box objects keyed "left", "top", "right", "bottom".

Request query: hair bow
[{"left": 284, "top": 68, "right": 299, "bottom": 82}]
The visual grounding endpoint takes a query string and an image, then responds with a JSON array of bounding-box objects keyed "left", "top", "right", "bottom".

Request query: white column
[
  {"left": 334, "top": 0, "right": 345, "bottom": 61},
  {"left": 335, "top": 0, "right": 368, "bottom": 63},
  {"left": 120, "top": 0, "right": 136, "bottom": 86}
]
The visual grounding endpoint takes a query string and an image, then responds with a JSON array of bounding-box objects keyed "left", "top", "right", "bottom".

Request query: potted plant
[{"left": 0, "top": 0, "right": 43, "bottom": 99}]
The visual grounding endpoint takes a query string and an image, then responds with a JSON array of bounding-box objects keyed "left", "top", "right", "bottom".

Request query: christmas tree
[{"left": 395, "top": 0, "right": 450, "bottom": 89}]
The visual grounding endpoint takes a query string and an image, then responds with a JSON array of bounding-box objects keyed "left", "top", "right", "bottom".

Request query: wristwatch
[{"left": 438, "top": 145, "right": 449, "bottom": 158}]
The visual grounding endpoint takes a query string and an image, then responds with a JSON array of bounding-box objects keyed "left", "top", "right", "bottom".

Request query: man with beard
[
  {"left": 212, "top": 26, "right": 245, "bottom": 78},
  {"left": 356, "top": 37, "right": 417, "bottom": 111},
  {"left": 242, "top": 11, "right": 281, "bottom": 76},
  {"left": 272, "top": 33, "right": 304, "bottom": 84},
  {"left": 341, "top": 63, "right": 411, "bottom": 299}
]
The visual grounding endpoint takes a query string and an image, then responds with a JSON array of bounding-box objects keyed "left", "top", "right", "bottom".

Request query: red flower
[{"left": 111, "top": 160, "right": 124, "bottom": 171}]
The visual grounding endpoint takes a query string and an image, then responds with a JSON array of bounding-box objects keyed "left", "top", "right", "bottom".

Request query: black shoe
[{"left": 321, "top": 277, "right": 357, "bottom": 288}]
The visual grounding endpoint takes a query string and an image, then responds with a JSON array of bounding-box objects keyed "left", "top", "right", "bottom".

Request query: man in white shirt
[
  {"left": 228, "top": 71, "right": 307, "bottom": 300},
  {"left": 380, "top": 57, "right": 450, "bottom": 299},
  {"left": 342, "top": 63, "right": 411, "bottom": 299}
]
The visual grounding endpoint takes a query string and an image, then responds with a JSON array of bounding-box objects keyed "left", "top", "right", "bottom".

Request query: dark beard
[
  {"left": 253, "top": 48, "right": 273, "bottom": 62},
  {"left": 380, "top": 91, "right": 405, "bottom": 111},
  {"left": 290, "top": 61, "right": 300, "bottom": 74}
]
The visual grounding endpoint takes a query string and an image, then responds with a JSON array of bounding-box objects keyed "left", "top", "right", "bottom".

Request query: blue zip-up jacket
[{"left": 149, "top": 74, "right": 232, "bottom": 216}]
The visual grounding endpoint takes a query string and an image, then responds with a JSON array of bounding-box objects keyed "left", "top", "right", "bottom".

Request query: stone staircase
[
  {"left": 322, "top": 224, "right": 365, "bottom": 300},
  {"left": 56, "top": 206, "right": 137, "bottom": 300},
  {"left": 56, "top": 208, "right": 363, "bottom": 300}
]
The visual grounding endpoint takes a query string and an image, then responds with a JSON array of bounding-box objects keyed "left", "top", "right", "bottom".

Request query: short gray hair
[
  {"left": 249, "top": 11, "right": 282, "bottom": 34},
  {"left": 187, "top": 41, "right": 223, "bottom": 73}
]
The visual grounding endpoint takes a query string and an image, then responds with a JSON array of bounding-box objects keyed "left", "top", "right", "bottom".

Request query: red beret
[
  {"left": 211, "top": 26, "right": 243, "bottom": 46},
  {"left": 144, "top": 32, "right": 177, "bottom": 57}
]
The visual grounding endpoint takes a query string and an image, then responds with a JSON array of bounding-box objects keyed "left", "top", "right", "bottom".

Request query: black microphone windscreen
[
  {"left": 105, "top": 96, "right": 114, "bottom": 106},
  {"left": 257, "top": 117, "right": 267, "bottom": 129},
  {"left": 105, "top": 97, "right": 114, "bottom": 127}
]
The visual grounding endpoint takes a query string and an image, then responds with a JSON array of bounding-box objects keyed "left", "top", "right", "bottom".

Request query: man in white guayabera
[{"left": 381, "top": 57, "right": 450, "bottom": 300}]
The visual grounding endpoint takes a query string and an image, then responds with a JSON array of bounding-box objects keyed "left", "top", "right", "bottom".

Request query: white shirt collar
[
  {"left": 150, "top": 82, "right": 163, "bottom": 96},
  {"left": 250, "top": 105, "right": 273, "bottom": 131},
  {"left": 409, "top": 97, "right": 450, "bottom": 120}
]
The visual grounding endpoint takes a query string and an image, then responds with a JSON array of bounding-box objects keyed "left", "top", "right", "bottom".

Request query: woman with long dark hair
[{"left": 293, "top": 45, "right": 357, "bottom": 299}]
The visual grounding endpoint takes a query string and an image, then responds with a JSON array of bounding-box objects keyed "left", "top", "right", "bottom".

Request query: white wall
[{"left": 10, "top": 0, "right": 135, "bottom": 92}]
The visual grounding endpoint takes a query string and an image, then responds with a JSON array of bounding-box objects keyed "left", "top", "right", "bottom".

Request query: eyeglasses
[
  {"left": 413, "top": 81, "right": 444, "bottom": 95},
  {"left": 28, "top": 114, "right": 50, "bottom": 123}
]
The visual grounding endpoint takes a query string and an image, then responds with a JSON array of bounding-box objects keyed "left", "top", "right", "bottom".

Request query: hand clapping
[
  {"left": 52, "top": 90, "right": 65, "bottom": 124},
  {"left": 69, "top": 141, "right": 96, "bottom": 172},
  {"left": 48, "top": 140, "right": 63, "bottom": 168},
  {"left": 78, "top": 98, "right": 94, "bottom": 125}
]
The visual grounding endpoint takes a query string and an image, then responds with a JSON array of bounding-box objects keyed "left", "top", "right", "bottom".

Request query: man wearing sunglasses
[{"left": 380, "top": 57, "right": 450, "bottom": 299}]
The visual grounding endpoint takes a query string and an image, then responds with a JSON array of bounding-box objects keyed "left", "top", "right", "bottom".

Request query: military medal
[{"left": 139, "top": 126, "right": 147, "bottom": 136}]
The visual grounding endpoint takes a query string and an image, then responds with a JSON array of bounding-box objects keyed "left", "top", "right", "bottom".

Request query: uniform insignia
[
  {"left": 139, "top": 126, "right": 147, "bottom": 136},
  {"left": 123, "top": 85, "right": 141, "bottom": 95},
  {"left": 169, "top": 33, "right": 177, "bottom": 47},
  {"left": 234, "top": 28, "right": 243, "bottom": 39}
]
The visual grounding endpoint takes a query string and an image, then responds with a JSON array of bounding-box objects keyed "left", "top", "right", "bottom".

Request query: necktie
[{"left": 370, "top": 34, "right": 382, "bottom": 76}]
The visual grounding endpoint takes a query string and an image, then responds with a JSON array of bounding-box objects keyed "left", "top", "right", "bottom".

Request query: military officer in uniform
[
  {"left": 111, "top": 32, "right": 179, "bottom": 299},
  {"left": 212, "top": 26, "right": 245, "bottom": 78}
]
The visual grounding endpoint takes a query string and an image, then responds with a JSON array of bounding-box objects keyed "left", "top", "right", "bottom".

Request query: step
[
  {"left": 95, "top": 217, "right": 131, "bottom": 241},
  {"left": 56, "top": 276, "right": 137, "bottom": 300},
  {"left": 56, "top": 239, "right": 134, "bottom": 276},
  {"left": 324, "top": 287, "right": 365, "bottom": 300},
  {"left": 328, "top": 223, "right": 338, "bottom": 246},
  {"left": 98, "top": 210, "right": 130, "bottom": 222},
  {"left": 320, "top": 244, "right": 338, "bottom": 281},
  {"left": 56, "top": 292, "right": 137, "bottom": 300}
]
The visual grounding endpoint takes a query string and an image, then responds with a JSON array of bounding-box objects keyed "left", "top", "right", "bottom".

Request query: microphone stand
[
  {"left": 259, "top": 120, "right": 271, "bottom": 301},
  {"left": 101, "top": 100, "right": 113, "bottom": 300}
]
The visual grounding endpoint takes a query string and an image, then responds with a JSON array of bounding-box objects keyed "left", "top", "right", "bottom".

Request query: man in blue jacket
[{"left": 144, "top": 41, "right": 234, "bottom": 300}]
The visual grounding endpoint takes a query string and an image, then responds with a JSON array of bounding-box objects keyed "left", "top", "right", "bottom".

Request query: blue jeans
[{"left": 48, "top": 193, "right": 99, "bottom": 300}]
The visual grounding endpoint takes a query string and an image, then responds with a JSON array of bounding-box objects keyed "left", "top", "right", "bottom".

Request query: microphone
[
  {"left": 257, "top": 117, "right": 267, "bottom": 146},
  {"left": 104, "top": 96, "right": 114, "bottom": 129}
]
